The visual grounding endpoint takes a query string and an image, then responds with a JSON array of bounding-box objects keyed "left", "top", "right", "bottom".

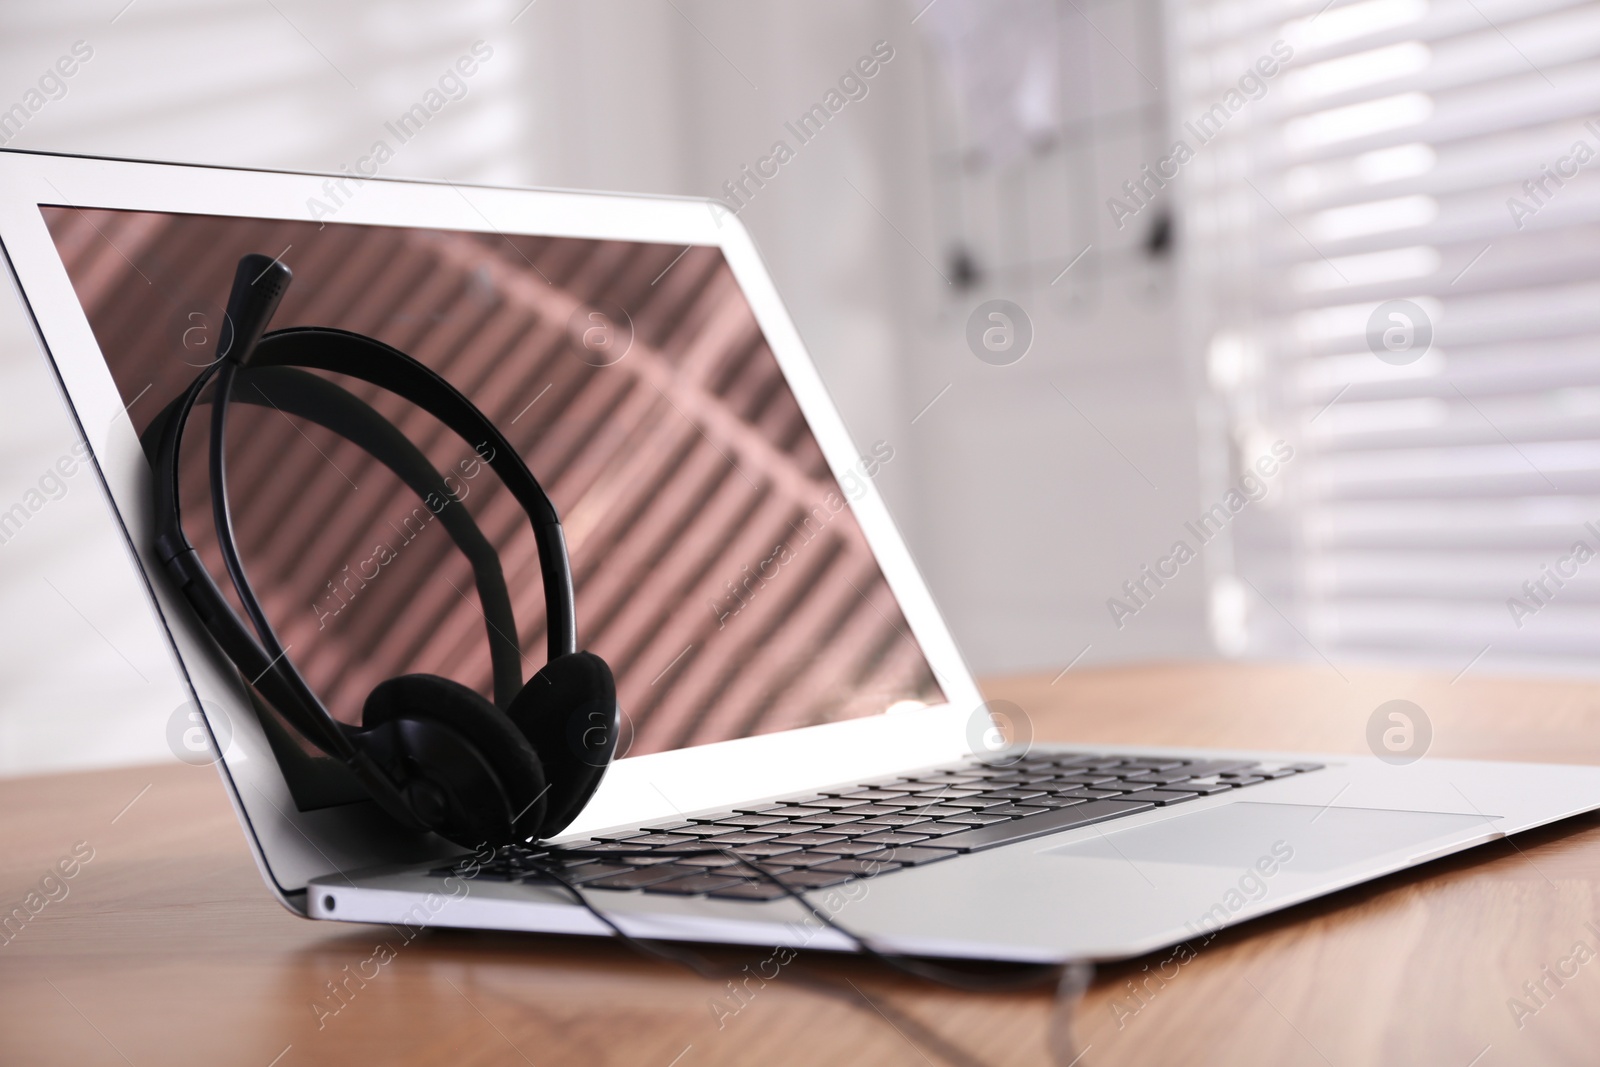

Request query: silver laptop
[{"left": 4, "top": 149, "right": 1598, "bottom": 963}]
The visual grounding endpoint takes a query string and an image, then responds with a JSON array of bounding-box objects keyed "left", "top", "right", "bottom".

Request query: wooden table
[{"left": 5, "top": 663, "right": 1600, "bottom": 1066}]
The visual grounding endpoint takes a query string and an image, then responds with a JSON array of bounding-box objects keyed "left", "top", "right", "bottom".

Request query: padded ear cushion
[
  {"left": 505, "top": 651, "right": 619, "bottom": 838},
  {"left": 362, "top": 674, "right": 548, "bottom": 841}
]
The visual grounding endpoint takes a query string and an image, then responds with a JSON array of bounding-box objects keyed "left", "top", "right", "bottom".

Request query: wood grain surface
[{"left": 4, "top": 662, "right": 1600, "bottom": 1067}]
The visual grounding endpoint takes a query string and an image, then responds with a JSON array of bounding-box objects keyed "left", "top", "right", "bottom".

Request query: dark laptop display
[{"left": 41, "top": 207, "right": 943, "bottom": 769}]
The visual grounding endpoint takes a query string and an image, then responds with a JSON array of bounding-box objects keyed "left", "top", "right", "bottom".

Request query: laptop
[{"left": 4, "top": 148, "right": 1598, "bottom": 963}]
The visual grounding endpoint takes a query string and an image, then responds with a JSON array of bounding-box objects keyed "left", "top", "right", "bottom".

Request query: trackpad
[{"left": 1044, "top": 802, "right": 1496, "bottom": 872}]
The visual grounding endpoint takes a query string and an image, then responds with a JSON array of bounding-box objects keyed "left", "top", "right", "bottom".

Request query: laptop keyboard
[{"left": 427, "top": 752, "right": 1324, "bottom": 901}]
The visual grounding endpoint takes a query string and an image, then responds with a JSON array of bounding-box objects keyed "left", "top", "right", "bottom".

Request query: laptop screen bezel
[{"left": 0, "top": 149, "right": 985, "bottom": 904}]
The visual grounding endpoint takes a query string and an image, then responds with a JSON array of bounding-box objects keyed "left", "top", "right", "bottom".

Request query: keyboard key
[
  {"left": 678, "top": 854, "right": 743, "bottom": 868},
  {"left": 520, "top": 861, "right": 629, "bottom": 885},
  {"left": 778, "top": 853, "right": 847, "bottom": 868},
  {"left": 1119, "top": 759, "right": 1187, "bottom": 771},
  {"left": 776, "top": 832, "right": 853, "bottom": 846},
  {"left": 1117, "top": 772, "right": 1194, "bottom": 786},
  {"left": 760, "top": 824, "right": 835, "bottom": 837},
  {"left": 1029, "top": 796, "right": 1090, "bottom": 809},
  {"left": 713, "top": 815, "right": 788, "bottom": 828},
  {"left": 812, "top": 857, "right": 904, "bottom": 877},
  {"left": 839, "top": 789, "right": 912, "bottom": 801},
  {"left": 635, "top": 840, "right": 726, "bottom": 855},
  {"left": 587, "top": 864, "right": 700, "bottom": 889},
  {"left": 571, "top": 841, "right": 652, "bottom": 854},
  {"left": 771, "top": 870, "right": 851, "bottom": 889},
  {"left": 939, "top": 798, "right": 1009, "bottom": 810},
  {"left": 854, "top": 831, "right": 932, "bottom": 846},
  {"left": 643, "top": 874, "right": 749, "bottom": 895},
  {"left": 854, "top": 814, "right": 935, "bottom": 828},
  {"left": 1059, "top": 788, "right": 1125, "bottom": 800},
  {"left": 778, "top": 870, "right": 853, "bottom": 888},
  {"left": 722, "top": 842, "right": 801, "bottom": 857},
  {"left": 929, "top": 799, "right": 1156, "bottom": 853},
  {"left": 790, "top": 812, "right": 867, "bottom": 826},
  {"left": 888, "top": 795, "right": 948, "bottom": 809},
  {"left": 1138, "top": 790, "right": 1201, "bottom": 806},
  {"left": 903, "top": 805, "right": 974, "bottom": 819},
  {"left": 626, "top": 833, "right": 698, "bottom": 846},
  {"left": 637, "top": 821, "right": 697, "bottom": 833},
  {"left": 758, "top": 805, "right": 828, "bottom": 818},
  {"left": 860, "top": 846, "right": 960, "bottom": 867},
  {"left": 986, "top": 805, "right": 1050, "bottom": 818},
  {"left": 506, "top": 845, "right": 556, "bottom": 859},
  {"left": 820, "top": 822, "right": 895, "bottom": 837},
  {"left": 702, "top": 832, "right": 779, "bottom": 846},
  {"left": 1287, "top": 762, "right": 1325, "bottom": 773},
  {"left": 834, "top": 804, "right": 908, "bottom": 817},
  {"left": 669, "top": 825, "right": 745, "bottom": 838},
  {"left": 979, "top": 789, "right": 1048, "bottom": 802},
  {"left": 1220, "top": 775, "right": 1265, "bottom": 787},
  {"left": 1177, "top": 777, "right": 1234, "bottom": 795},
  {"left": 798, "top": 797, "right": 884, "bottom": 810},
  {"left": 709, "top": 882, "right": 789, "bottom": 901},
  {"left": 942, "top": 812, "right": 1011, "bottom": 825},
  {"left": 809, "top": 841, "right": 884, "bottom": 856},
  {"left": 1176, "top": 761, "right": 1258, "bottom": 777},
  {"left": 911, "top": 787, "right": 984, "bottom": 799},
  {"left": 906, "top": 821, "right": 976, "bottom": 836}
]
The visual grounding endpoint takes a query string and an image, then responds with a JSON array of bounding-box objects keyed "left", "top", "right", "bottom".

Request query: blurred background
[{"left": 2, "top": 0, "right": 1597, "bottom": 775}]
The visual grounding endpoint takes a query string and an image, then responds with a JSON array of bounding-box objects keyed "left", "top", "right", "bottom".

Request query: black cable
[
  {"left": 528, "top": 861, "right": 731, "bottom": 982},
  {"left": 525, "top": 855, "right": 1008, "bottom": 1067},
  {"left": 722, "top": 848, "right": 1067, "bottom": 993},
  {"left": 533, "top": 842, "right": 1072, "bottom": 995}
]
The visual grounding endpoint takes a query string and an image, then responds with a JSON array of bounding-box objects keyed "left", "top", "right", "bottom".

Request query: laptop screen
[{"left": 40, "top": 206, "right": 945, "bottom": 775}]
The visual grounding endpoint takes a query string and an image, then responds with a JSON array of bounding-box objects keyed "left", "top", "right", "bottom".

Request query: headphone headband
[
  {"left": 146, "top": 330, "right": 581, "bottom": 751},
  {"left": 143, "top": 364, "right": 527, "bottom": 705},
  {"left": 149, "top": 327, "right": 578, "bottom": 658}
]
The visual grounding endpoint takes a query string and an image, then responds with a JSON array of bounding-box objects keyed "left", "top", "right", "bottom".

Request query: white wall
[{"left": 0, "top": 0, "right": 1211, "bottom": 775}]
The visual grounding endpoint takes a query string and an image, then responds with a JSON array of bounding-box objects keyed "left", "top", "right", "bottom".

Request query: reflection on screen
[{"left": 42, "top": 207, "right": 944, "bottom": 760}]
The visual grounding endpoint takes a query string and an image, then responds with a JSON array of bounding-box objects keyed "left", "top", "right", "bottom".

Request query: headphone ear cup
[
  {"left": 505, "top": 651, "right": 619, "bottom": 838},
  {"left": 362, "top": 674, "right": 548, "bottom": 844}
]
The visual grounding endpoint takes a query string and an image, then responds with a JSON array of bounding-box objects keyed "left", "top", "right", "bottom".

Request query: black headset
[
  {"left": 142, "top": 253, "right": 619, "bottom": 849},
  {"left": 137, "top": 253, "right": 1075, "bottom": 1002}
]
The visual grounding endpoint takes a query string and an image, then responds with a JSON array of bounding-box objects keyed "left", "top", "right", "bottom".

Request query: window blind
[{"left": 1176, "top": 0, "right": 1600, "bottom": 675}]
